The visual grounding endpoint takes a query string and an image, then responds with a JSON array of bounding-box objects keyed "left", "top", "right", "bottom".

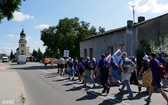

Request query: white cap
[{"left": 143, "top": 55, "right": 149, "bottom": 61}]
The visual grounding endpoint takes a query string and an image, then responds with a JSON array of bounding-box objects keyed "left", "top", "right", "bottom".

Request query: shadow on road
[
  {"left": 52, "top": 78, "right": 69, "bottom": 82},
  {"left": 66, "top": 85, "right": 85, "bottom": 91},
  {"left": 11, "top": 65, "right": 57, "bottom": 70},
  {"left": 133, "top": 91, "right": 148, "bottom": 100},
  {"left": 76, "top": 91, "right": 100, "bottom": 101}
]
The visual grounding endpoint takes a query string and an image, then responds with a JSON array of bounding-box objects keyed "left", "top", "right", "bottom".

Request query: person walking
[
  {"left": 59, "top": 57, "right": 65, "bottom": 76},
  {"left": 119, "top": 52, "right": 136, "bottom": 99},
  {"left": 109, "top": 56, "right": 120, "bottom": 85},
  {"left": 97, "top": 54, "right": 110, "bottom": 94},
  {"left": 129, "top": 56, "right": 141, "bottom": 92},
  {"left": 91, "top": 57, "right": 97, "bottom": 81},
  {"left": 139, "top": 55, "right": 150, "bottom": 76},
  {"left": 73, "top": 57, "right": 79, "bottom": 79},
  {"left": 77, "top": 57, "right": 85, "bottom": 83},
  {"left": 144, "top": 52, "right": 168, "bottom": 104},
  {"left": 83, "top": 57, "right": 95, "bottom": 88},
  {"left": 67, "top": 58, "right": 76, "bottom": 80}
]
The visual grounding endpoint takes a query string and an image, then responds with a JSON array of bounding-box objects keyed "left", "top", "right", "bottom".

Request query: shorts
[
  {"left": 64, "top": 64, "right": 67, "bottom": 69},
  {"left": 58, "top": 64, "right": 60, "bottom": 68},
  {"left": 151, "top": 79, "right": 161, "bottom": 89},
  {"left": 60, "top": 64, "right": 64, "bottom": 69}
]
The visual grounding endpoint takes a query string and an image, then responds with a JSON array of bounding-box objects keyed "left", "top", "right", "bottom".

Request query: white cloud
[
  {"left": 0, "top": 46, "right": 17, "bottom": 55},
  {"left": 6, "top": 34, "right": 15, "bottom": 38},
  {"left": 26, "top": 36, "right": 32, "bottom": 42},
  {"left": 5, "top": 34, "right": 19, "bottom": 39},
  {"left": 16, "top": 35, "right": 20, "bottom": 39},
  {"left": 28, "top": 39, "right": 46, "bottom": 53},
  {"left": 13, "top": 11, "right": 34, "bottom": 22},
  {"left": 35, "top": 24, "right": 50, "bottom": 29},
  {"left": 128, "top": 0, "right": 168, "bottom": 13}
]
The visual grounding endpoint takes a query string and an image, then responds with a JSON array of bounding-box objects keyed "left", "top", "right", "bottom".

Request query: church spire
[{"left": 20, "top": 28, "right": 26, "bottom": 38}]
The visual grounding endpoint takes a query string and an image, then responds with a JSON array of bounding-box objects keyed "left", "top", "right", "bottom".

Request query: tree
[
  {"left": 32, "top": 49, "right": 38, "bottom": 59},
  {"left": 98, "top": 26, "right": 105, "bottom": 34},
  {"left": 41, "top": 17, "right": 106, "bottom": 57},
  {"left": 0, "top": 0, "right": 25, "bottom": 22},
  {"left": 10, "top": 50, "right": 15, "bottom": 60},
  {"left": 37, "top": 48, "right": 43, "bottom": 61}
]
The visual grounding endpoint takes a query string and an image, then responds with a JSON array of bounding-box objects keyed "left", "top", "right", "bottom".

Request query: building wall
[
  {"left": 19, "top": 42, "right": 27, "bottom": 55},
  {"left": 136, "top": 14, "right": 168, "bottom": 48},
  {"left": 80, "top": 29, "right": 130, "bottom": 60},
  {"left": 80, "top": 14, "right": 168, "bottom": 60}
]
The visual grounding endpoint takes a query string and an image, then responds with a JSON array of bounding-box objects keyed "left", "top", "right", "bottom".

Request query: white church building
[{"left": 15, "top": 29, "right": 31, "bottom": 60}]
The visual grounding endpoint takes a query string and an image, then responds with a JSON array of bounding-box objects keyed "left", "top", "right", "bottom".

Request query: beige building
[{"left": 15, "top": 29, "right": 30, "bottom": 59}]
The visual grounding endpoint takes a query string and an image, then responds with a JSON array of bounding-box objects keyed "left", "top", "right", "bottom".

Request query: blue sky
[{"left": 0, "top": 0, "right": 168, "bottom": 55}]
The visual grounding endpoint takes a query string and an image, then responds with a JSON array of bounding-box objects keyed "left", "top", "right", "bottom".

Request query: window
[
  {"left": 89, "top": 48, "right": 93, "bottom": 59},
  {"left": 23, "top": 44, "right": 24, "bottom": 47},
  {"left": 108, "top": 45, "right": 125, "bottom": 54},
  {"left": 22, "top": 50, "right": 24, "bottom": 52},
  {"left": 84, "top": 49, "right": 87, "bottom": 57}
]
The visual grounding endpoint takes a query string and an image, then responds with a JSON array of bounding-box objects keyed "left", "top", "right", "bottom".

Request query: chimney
[
  {"left": 138, "top": 16, "right": 145, "bottom": 23},
  {"left": 127, "top": 20, "right": 133, "bottom": 29}
]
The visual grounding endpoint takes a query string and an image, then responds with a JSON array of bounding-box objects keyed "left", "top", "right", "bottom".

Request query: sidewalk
[{"left": 0, "top": 63, "right": 28, "bottom": 105}]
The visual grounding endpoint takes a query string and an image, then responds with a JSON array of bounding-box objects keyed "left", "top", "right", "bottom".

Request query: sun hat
[{"left": 143, "top": 55, "right": 149, "bottom": 61}]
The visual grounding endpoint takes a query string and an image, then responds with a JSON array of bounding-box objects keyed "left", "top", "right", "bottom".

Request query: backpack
[
  {"left": 122, "top": 58, "right": 134, "bottom": 73},
  {"left": 155, "top": 59, "right": 168, "bottom": 79},
  {"left": 88, "top": 61, "right": 94, "bottom": 70},
  {"left": 68, "top": 60, "right": 73, "bottom": 67}
]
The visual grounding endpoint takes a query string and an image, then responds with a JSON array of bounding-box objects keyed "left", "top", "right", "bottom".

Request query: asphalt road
[{"left": 8, "top": 62, "right": 168, "bottom": 105}]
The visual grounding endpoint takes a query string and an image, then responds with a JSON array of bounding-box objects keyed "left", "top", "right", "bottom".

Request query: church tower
[{"left": 18, "top": 29, "right": 27, "bottom": 55}]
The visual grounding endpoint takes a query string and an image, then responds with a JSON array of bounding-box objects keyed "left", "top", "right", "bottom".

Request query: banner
[
  {"left": 112, "top": 49, "right": 123, "bottom": 65},
  {"left": 105, "top": 54, "right": 111, "bottom": 63},
  {"left": 63, "top": 50, "right": 69, "bottom": 57}
]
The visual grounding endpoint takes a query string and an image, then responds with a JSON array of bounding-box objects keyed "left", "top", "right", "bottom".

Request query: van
[
  {"left": 17, "top": 55, "right": 26, "bottom": 64},
  {"left": 2, "top": 56, "right": 9, "bottom": 63}
]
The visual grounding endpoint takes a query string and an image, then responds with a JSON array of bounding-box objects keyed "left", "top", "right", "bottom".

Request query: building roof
[{"left": 81, "top": 13, "right": 168, "bottom": 42}]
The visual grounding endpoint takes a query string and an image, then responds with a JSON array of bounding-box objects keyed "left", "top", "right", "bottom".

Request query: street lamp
[{"left": 132, "top": 5, "right": 135, "bottom": 23}]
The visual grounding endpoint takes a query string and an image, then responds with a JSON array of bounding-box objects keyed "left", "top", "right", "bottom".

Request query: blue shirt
[
  {"left": 149, "top": 59, "right": 160, "bottom": 81},
  {"left": 98, "top": 58, "right": 109, "bottom": 69},
  {"left": 98, "top": 58, "right": 109, "bottom": 75},
  {"left": 84, "top": 61, "right": 89, "bottom": 69},
  {"left": 110, "top": 61, "right": 118, "bottom": 70},
  {"left": 142, "top": 61, "right": 148, "bottom": 71},
  {"left": 157, "top": 57, "right": 165, "bottom": 64},
  {"left": 78, "top": 60, "right": 85, "bottom": 70}
]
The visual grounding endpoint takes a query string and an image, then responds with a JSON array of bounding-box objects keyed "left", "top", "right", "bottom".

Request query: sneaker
[
  {"left": 118, "top": 88, "right": 122, "bottom": 92},
  {"left": 127, "top": 95, "right": 134, "bottom": 99},
  {"left": 138, "top": 86, "right": 141, "bottom": 92},
  {"left": 72, "top": 77, "right": 74, "bottom": 81},
  {"left": 106, "top": 87, "right": 110, "bottom": 94},
  {"left": 92, "top": 84, "right": 95, "bottom": 88},
  {"left": 144, "top": 97, "right": 151, "bottom": 102},
  {"left": 82, "top": 80, "right": 85, "bottom": 84},
  {"left": 102, "top": 89, "right": 106, "bottom": 93}
]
